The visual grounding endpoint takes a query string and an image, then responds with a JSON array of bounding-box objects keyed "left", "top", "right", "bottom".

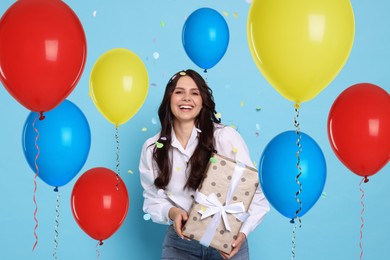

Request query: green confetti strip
[
  {"left": 209, "top": 157, "right": 217, "bottom": 163},
  {"left": 155, "top": 141, "right": 164, "bottom": 148}
]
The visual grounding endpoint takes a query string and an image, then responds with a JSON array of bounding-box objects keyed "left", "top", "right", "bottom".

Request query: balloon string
[
  {"left": 203, "top": 70, "right": 209, "bottom": 83},
  {"left": 359, "top": 178, "right": 365, "bottom": 260},
  {"left": 96, "top": 241, "right": 103, "bottom": 259},
  {"left": 115, "top": 126, "right": 121, "bottom": 190},
  {"left": 53, "top": 190, "right": 61, "bottom": 259},
  {"left": 32, "top": 114, "right": 40, "bottom": 252},
  {"left": 291, "top": 103, "right": 303, "bottom": 260}
]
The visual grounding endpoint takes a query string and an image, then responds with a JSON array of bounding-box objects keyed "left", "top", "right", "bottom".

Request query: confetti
[
  {"left": 153, "top": 52, "right": 160, "bottom": 60},
  {"left": 179, "top": 71, "right": 186, "bottom": 76},
  {"left": 160, "top": 136, "right": 167, "bottom": 141},
  {"left": 175, "top": 167, "right": 181, "bottom": 172},
  {"left": 160, "top": 21, "right": 165, "bottom": 27},
  {"left": 200, "top": 206, "right": 207, "bottom": 212},
  {"left": 240, "top": 101, "right": 244, "bottom": 107},
  {"left": 232, "top": 147, "right": 238, "bottom": 153},
  {"left": 150, "top": 83, "right": 157, "bottom": 87},
  {"left": 222, "top": 11, "right": 229, "bottom": 17},
  {"left": 155, "top": 141, "right": 164, "bottom": 148},
  {"left": 210, "top": 157, "right": 217, "bottom": 163},
  {"left": 321, "top": 192, "right": 328, "bottom": 198},
  {"left": 127, "top": 170, "right": 134, "bottom": 174},
  {"left": 143, "top": 214, "right": 151, "bottom": 221},
  {"left": 93, "top": 10, "right": 97, "bottom": 17},
  {"left": 215, "top": 112, "right": 222, "bottom": 119},
  {"left": 151, "top": 118, "right": 158, "bottom": 124},
  {"left": 246, "top": 0, "right": 252, "bottom": 4},
  {"left": 256, "top": 106, "right": 262, "bottom": 111},
  {"left": 256, "top": 123, "right": 260, "bottom": 130},
  {"left": 233, "top": 12, "right": 238, "bottom": 19},
  {"left": 141, "top": 127, "right": 147, "bottom": 132}
]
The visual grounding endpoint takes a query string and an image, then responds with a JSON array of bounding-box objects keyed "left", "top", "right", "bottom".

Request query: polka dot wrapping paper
[{"left": 182, "top": 153, "right": 259, "bottom": 254}]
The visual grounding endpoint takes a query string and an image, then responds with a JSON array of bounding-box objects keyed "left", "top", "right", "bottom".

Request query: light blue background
[{"left": 1, "top": 0, "right": 389, "bottom": 259}]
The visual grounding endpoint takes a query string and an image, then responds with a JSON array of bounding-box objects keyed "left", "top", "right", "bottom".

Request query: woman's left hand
[{"left": 219, "top": 232, "right": 246, "bottom": 259}]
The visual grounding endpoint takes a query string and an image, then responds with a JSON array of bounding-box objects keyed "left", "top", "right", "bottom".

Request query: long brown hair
[{"left": 153, "top": 69, "right": 220, "bottom": 190}]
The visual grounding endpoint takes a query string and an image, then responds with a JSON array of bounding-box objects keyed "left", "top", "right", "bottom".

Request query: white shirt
[{"left": 139, "top": 123, "right": 270, "bottom": 236}]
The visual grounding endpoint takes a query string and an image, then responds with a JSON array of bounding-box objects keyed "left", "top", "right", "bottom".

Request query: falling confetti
[
  {"left": 210, "top": 157, "right": 217, "bottom": 163},
  {"left": 246, "top": 0, "right": 252, "bottom": 4},
  {"left": 256, "top": 123, "right": 260, "bottom": 130},
  {"left": 153, "top": 52, "right": 160, "bottom": 60},
  {"left": 127, "top": 170, "right": 134, "bottom": 174},
  {"left": 256, "top": 106, "right": 262, "bottom": 111},
  {"left": 222, "top": 11, "right": 229, "bottom": 17},
  {"left": 215, "top": 112, "right": 222, "bottom": 119},
  {"left": 150, "top": 83, "right": 157, "bottom": 87},
  {"left": 155, "top": 141, "right": 164, "bottom": 148},
  {"left": 151, "top": 118, "right": 158, "bottom": 124},
  {"left": 232, "top": 147, "right": 238, "bottom": 153},
  {"left": 93, "top": 10, "right": 97, "bottom": 17},
  {"left": 200, "top": 206, "right": 207, "bottom": 212},
  {"left": 321, "top": 192, "right": 328, "bottom": 198},
  {"left": 143, "top": 214, "right": 151, "bottom": 221},
  {"left": 233, "top": 12, "right": 238, "bottom": 19},
  {"left": 160, "top": 21, "right": 165, "bottom": 27},
  {"left": 175, "top": 167, "right": 181, "bottom": 172},
  {"left": 141, "top": 127, "right": 147, "bottom": 132},
  {"left": 240, "top": 101, "right": 244, "bottom": 107}
]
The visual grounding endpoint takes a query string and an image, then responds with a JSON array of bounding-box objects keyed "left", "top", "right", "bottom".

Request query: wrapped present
[{"left": 182, "top": 153, "right": 259, "bottom": 254}]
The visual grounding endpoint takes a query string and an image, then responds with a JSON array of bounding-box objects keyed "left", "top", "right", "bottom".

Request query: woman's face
[{"left": 170, "top": 76, "right": 203, "bottom": 124}]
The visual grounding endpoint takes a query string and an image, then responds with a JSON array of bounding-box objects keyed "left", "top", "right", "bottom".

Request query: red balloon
[
  {"left": 71, "top": 168, "right": 129, "bottom": 243},
  {"left": 0, "top": 0, "right": 87, "bottom": 113},
  {"left": 327, "top": 83, "right": 390, "bottom": 179}
]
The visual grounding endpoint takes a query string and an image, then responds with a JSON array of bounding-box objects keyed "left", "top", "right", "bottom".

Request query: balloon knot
[
  {"left": 364, "top": 176, "right": 369, "bottom": 183},
  {"left": 203, "top": 69, "right": 208, "bottom": 73},
  {"left": 54, "top": 187, "right": 59, "bottom": 192},
  {"left": 99, "top": 240, "right": 104, "bottom": 246},
  {"left": 294, "top": 103, "right": 300, "bottom": 109},
  {"left": 39, "top": 112, "right": 45, "bottom": 120},
  {"left": 290, "top": 218, "right": 295, "bottom": 224}
]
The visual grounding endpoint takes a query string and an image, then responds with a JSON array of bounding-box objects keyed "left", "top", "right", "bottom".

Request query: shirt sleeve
[
  {"left": 139, "top": 139, "right": 175, "bottom": 225},
  {"left": 215, "top": 126, "right": 270, "bottom": 237}
]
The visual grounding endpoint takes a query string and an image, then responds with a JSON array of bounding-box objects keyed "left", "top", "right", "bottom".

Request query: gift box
[{"left": 182, "top": 153, "right": 259, "bottom": 254}]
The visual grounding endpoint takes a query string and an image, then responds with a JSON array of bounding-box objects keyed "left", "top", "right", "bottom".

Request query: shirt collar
[{"left": 171, "top": 126, "right": 201, "bottom": 152}]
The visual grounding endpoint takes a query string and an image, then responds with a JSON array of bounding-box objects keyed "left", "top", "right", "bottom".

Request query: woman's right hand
[{"left": 168, "top": 207, "right": 188, "bottom": 239}]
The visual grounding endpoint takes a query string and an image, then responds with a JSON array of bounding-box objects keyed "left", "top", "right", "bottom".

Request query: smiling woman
[{"left": 138, "top": 69, "right": 270, "bottom": 259}]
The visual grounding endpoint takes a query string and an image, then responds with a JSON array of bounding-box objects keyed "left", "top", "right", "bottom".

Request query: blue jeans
[{"left": 162, "top": 225, "right": 250, "bottom": 260}]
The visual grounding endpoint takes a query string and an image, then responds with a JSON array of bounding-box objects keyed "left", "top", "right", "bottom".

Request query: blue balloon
[
  {"left": 182, "top": 8, "right": 229, "bottom": 70},
  {"left": 259, "top": 131, "right": 326, "bottom": 219},
  {"left": 22, "top": 100, "right": 91, "bottom": 188}
]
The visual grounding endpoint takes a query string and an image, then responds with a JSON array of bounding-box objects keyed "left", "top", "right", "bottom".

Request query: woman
[{"left": 139, "top": 69, "right": 270, "bottom": 259}]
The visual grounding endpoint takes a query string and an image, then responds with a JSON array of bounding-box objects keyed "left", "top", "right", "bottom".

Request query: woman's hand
[
  {"left": 168, "top": 207, "right": 188, "bottom": 239},
  {"left": 219, "top": 232, "right": 247, "bottom": 259}
]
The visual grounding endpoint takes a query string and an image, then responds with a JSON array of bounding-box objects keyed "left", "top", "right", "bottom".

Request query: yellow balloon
[
  {"left": 247, "top": 0, "right": 355, "bottom": 103},
  {"left": 90, "top": 48, "right": 149, "bottom": 126}
]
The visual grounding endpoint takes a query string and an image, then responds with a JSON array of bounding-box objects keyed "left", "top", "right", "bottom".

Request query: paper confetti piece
[
  {"left": 127, "top": 170, "right": 134, "bottom": 174},
  {"left": 160, "top": 21, "right": 165, "bottom": 27},
  {"left": 155, "top": 141, "right": 164, "bottom": 148},
  {"left": 93, "top": 10, "right": 97, "bottom": 17},
  {"left": 232, "top": 147, "right": 238, "bottom": 153},
  {"left": 210, "top": 157, "right": 217, "bottom": 163},
  {"left": 141, "top": 127, "right": 147, "bottom": 132},
  {"left": 321, "top": 192, "right": 328, "bottom": 198},
  {"left": 151, "top": 118, "right": 158, "bottom": 124},
  {"left": 215, "top": 112, "right": 222, "bottom": 119},
  {"left": 200, "top": 206, "right": 207, "bottom": 212},
  {"left": 175, "top": 167, "right": 181, "bottom": 172},
  {"left": 256, "top": 123, "right": 260, "bottom": 130},
  {"left": 256, "top": 106, "right": 262, "bottom": 111},
  {"left": 160, "top": 137, "right": 167, "bottom": 141},
  {"left": 233, "top": 12, "right": 238, "bottom": 19},
  {"left": 222, "top": 11, "right": 229, "bottom": 17},
  {"left": 153, "top": 52, "right": 160, "bottom": 60},
  {"left": 143, "top": 214, "right": 151, "bottom": 221},
  {"left": 240, "top": 101, "right": 244, "bottom": 107}
]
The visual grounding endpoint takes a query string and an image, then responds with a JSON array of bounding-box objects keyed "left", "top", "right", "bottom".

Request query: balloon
[
  {"left": 259, "top": 131, "right": 326, "bottom": 219},
  {"left": 0, "top": 0, "right": 87, "bottom": 113},
  {"left": 182, "top": 8, "right": 229, "bottom": 71},
  {"left": 247, "top": 0, "right": 355, "bottom": 103},
  {"left": 71, "top": 167, "right": 129, "bottom": 243},
  {"left": 328, "top": 83, "right": 390, "bottom": 179},
  {"left": 90, "top": 48, "right": 149, "bottom": 126},
  {"left": 22, "top": 100, "right": 91, "bottom": 188}
]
